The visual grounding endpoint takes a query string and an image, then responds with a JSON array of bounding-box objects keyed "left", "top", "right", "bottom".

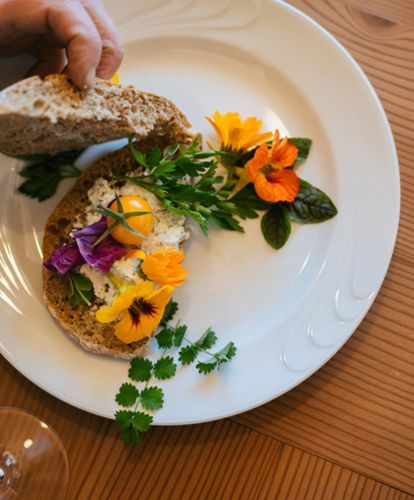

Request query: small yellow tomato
[{"left": 107, "top": 195, "right": 154, "bottom": 245}]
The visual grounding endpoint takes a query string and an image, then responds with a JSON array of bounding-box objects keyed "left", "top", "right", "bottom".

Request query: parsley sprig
[
  {"left": 115, "top": 300, "right": 237, "bottom": 444},
  {"left": 16, "top": 149, "right": 84, "bottom": 201},
  {"left": 117, "top": 136, "right": 257, "bottom": 235}
]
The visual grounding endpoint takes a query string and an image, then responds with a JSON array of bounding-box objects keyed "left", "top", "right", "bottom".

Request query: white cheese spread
[{"left": 78, "top": 174, "right": 190, "bottom": 304}]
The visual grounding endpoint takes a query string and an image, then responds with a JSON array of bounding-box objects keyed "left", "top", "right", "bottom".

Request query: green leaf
[
  {"left": 129, "top": 137, "right": 148, "bottom": 168},
  {"left": 115, "top": 410, "right": 136, "bottom": 430},
  {"left": 158, "top": 324, "right": 187, "bottom": 349},
  {"left": 230, "top": 184, "right": 271, "bottom": 211},
  {"left": 67, "top": 272, "right": 94, "bottom": 307},
  {"left": 156, "top": 327, "right": 174, "bottom": 349},
  {"left": 115, "top": 410, "right": 153, "bottom": 443},
  {"left": 71, "top": 272, "right": 93, "bottom": 291},
  {"left": 17, "top": 149, "right": 83, "bottom": 202},
  {"left": 285, "top": 179, "right": 338, "bottom": 224},
  {"left": 160, "top": 300, "right": 179, "bottom": 327},
  {"left": 121, "top": 426, "right": 141, "bottom": 444},
  {"left": 261, "top": 206, "right": 291, "bottom": 250},
  {"left": 196, "top": 360, "right": 218, "bottom": 375},
  {"left": 147, "top": 147, "right": 162, "bottom": 167},
  {"left": 163, "top": 144, "right": 180, "bottom": 159},
  {"left": 172, "top": 325, "right": 187, "bottom": 347},
  {"left": 18, "top": 173, "right": 62, "bottom": 201},
  {"left": 182, "top": 134, "right": 201, "bottom": 156},
  {"left": 214, "top": 342, "right": 237, "bottom": 363},
  {"left": 140, "top": 387, "right": 164, "bottom": 411},
  {"left": 288, "top": 138, "right": 312, "bottom": 163},
  {"left": 115, "top": 383, "right": 140, "bottom": 407},
  {"left": 152, "top": 160, "right": 176, "bottom": 177},
  {"left": 196, "top": 342, "right": 237, "bottom": 375},
  {"left": 131, "top": 411, "right": 153, "bottom": 432},
  {"left": 208, "top": 212, "right": 244, "bottom": 233},
  {"left": 128, "top": 358, "right": 153, "bottom": 382},
  {"left": 179, "top": 345, "right": 199, "bottom": 365},
  {"left": 195, "top": 328, "right": 217, "bottom": 350},
  {"left": 153, "top": 357, "right": 177, "bottom": 380}
]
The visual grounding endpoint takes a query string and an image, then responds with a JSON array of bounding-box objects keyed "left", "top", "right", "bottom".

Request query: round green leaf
[{"left": 261, "top": 206, "right": 291, "bottom": 250}]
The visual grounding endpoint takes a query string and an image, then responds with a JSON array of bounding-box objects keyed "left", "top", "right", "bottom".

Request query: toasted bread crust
[
  {"left": 42, "top": 137, "right": 187, "bottom": 359},
  {"left": 0, "top": 75, "right": 191, "bottom": 155}
]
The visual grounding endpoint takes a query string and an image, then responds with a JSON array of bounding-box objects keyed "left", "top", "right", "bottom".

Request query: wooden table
[{"left": 1, "top": 0, "right": 413, "bottom": 498}]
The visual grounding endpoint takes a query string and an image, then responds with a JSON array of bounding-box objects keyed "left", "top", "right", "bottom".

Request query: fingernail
[{"left": 83, "top": 69, "right": 96, "bottom": 90}]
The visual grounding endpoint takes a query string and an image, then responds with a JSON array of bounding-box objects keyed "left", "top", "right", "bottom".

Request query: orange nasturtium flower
[
  {"left": 127, "top": 248, "right": 188, "bottom": 287},
  {"left": 96, "top": 282, "right": 173, "bottom": 344},
  {"left": 206, "top": 111, "right": 273, "bottom": 154},
  {"left": 247, "top": 130, "right": 299, "bottom": 203}
]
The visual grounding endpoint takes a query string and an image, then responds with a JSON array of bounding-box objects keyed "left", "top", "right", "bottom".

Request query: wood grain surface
[{"left": 1, "top": 0, "right": 413, "bottom": 498}]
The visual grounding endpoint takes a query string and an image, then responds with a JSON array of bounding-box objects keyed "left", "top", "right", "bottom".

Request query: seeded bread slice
[
  {"left": 42, "top": 136, "right": 189, "bottom": 359},
  {"left": 0, "top": 74, "right": 191, "bottom": 155}
]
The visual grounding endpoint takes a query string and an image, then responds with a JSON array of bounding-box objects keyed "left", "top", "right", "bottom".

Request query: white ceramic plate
[{"left": 0, "top": 0, "right": 399, "bottom": 423}]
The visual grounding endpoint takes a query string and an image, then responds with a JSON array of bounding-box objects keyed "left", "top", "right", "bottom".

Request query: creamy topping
[
  {"left": 79, "top": 264, "right": 118, "bottom": 305},
  {"left": 111, "top": 257, "right": 142, "bottom": 283},
  {"left": 77, "top": 174, "right": 190, "bottom": 303},
  {"left": 83, "top": 176, "right": 190, "bottom": 252}
]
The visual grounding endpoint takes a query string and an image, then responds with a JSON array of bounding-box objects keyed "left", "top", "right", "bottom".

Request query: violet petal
[
  {"left": 44, "top": 242, "right": 84, "bottom": 275},
  {"left": 72, "top": 218, "right": 128, "bottom": 273}
]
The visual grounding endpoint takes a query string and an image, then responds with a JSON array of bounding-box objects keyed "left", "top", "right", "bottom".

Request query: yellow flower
[
  {"left": 127, "top": 248, "right": 188, "bottom": 287},
  {"left": 206, "top": 111, "right": 272, "bottom": 154},
  {"left": 111, "top": 72, "right": 120, "bottom": 84},
  {"left": 96, "top": 282, "right": 173, "bottom": 344}
]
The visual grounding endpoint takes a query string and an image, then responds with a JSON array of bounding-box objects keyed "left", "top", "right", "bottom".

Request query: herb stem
[{"left": 183, "top": 336, "right": 216, "bottom": 357}]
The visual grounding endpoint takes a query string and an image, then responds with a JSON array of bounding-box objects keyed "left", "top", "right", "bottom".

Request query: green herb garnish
[
  {"left": 67, "top": 271, "right": 94, "bottom": 306},
  {"left": 117, "top": 136, "right": 258, "bottom": 235},
  {"left": 121, "top": 134, "right": 336, "bottom": 250},
  {"left": 115, "top": 303, "right": 237, "bottom": 444},
  {"left": 16, "top": 149, "right": 84, "bottom": 201}
]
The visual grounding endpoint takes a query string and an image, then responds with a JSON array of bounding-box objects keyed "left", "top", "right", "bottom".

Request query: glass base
[{"left": 0, "top": 408, "right": 68, "bottom": 499}]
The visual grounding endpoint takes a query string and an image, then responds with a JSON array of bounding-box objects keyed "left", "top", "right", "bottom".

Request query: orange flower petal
[
  {"left": 270, "top": 131, "right": 298, "bottom": 168},
  {"left": 247, "top": 144, "right": 270, "bottom": 181},
  {"left": 254, "top": 169, "right": 299, "bottom": 203},
  {"left": 141, "top": 249, "right": 187, "bottom": 287},
  {"left": 272, "top": 142, "right": 298, "bottom": 169},
  {"left": 126, "top": 249, "right": 146, "bottom": 260}
]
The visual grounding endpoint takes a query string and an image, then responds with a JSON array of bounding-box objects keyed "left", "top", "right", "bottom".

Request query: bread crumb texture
[{"left": 0, "top": 74, "right": 191, "bottom": 155}]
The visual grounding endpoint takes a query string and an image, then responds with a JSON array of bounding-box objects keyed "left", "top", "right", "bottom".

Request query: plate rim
[{"left": 0, "top": 0, "right": 400, "bottom": 424}]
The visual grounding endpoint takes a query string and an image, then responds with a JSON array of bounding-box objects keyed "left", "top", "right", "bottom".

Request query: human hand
[{"left": 0, "top": 0, "right": 123, "bottom": 89}]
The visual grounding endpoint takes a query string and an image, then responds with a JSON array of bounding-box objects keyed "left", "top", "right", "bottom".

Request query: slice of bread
[
  {"left": 43, "top": 136, "right": 189, "bottom": 359},
  {"left": 0, "top": 74, "right": 191, "bottom": 155}
]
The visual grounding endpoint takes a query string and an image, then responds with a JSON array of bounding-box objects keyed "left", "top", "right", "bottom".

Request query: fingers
[
  {"left": 81, "top": 0, "right": 123, "bottom": 79},
  {"left": 47, "top": 1, "right": 102, "bottom": 88},
  {"left": 27, "top": 44, "right": 67, "bottom": 78},
  {"left": 0, "top": 0, "right": 123, "bottom": 88}
]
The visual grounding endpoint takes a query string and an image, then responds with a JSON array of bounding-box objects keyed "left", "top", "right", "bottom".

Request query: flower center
[
  {"left": 128, "top": 298, "right": 157, "bottom": 326},
  {"left": 261, "top": 164, "right": 279, "bottom": 183}
]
